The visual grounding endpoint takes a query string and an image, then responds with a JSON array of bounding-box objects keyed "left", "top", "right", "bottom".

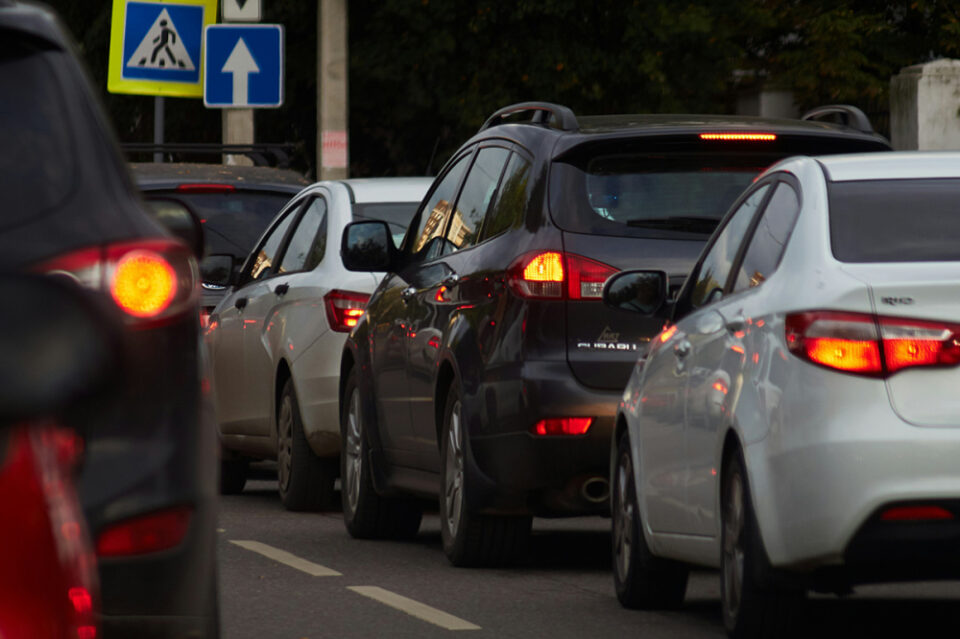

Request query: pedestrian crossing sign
[{"left": 108, "top": 0, "right": 218, "bottom": 97}]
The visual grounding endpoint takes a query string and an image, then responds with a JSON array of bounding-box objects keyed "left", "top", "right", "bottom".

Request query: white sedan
[
  {"left": 605, "top": 152, "right": 960, "bottom": 637},
  {"left": 206, "top": 178, "right": 431, "bottom": 510}
]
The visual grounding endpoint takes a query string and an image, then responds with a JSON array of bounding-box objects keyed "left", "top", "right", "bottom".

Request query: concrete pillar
[
  {"left": 222, "top": 109, "right": 255, "bottom": 166},
  {"left": 890, "top": 59, "right": 960, "bottom": 150},
  {"left": 736, "top": 85, "right": 799, "bottom": 120},
  {"left": 318, "top": 0, "right": 349, "bottom": 179}
]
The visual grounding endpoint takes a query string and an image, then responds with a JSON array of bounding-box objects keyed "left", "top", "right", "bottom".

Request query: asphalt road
[{"left": 218, "top": 476, "right": 960, "bottom": 639}]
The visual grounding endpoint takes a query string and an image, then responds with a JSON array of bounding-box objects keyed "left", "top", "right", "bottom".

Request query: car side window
[
  {"left": 406, "top": 154, "right": 470, "bottom": 262},
  {"left": 689, "top": 184, "right": 770, "bottom": 309},
  {"left": 732, "top": 182, "right": 800, "bottom": 293},
  {"left": 446, "top": 146, "right": 510, "bottom": 251},
  {"left": 279, "top": 197, "right": 328, "bottom": 273},
  {"left": 249, "top": 203, "right": 301, "bottom": 280},
  {"left": 479, "top": 152, "right": 531, "bottom": 242}
]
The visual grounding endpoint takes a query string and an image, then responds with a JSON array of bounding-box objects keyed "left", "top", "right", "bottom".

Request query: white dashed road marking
[
  {"left": 229, "top": 540, "right": 342, "bottom": 577},
  {"left": 347, "top": 586, "right": 481, "bottom": 631}
]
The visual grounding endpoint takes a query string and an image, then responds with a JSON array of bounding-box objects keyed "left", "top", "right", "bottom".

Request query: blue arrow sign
[{"left": 204, "top": 24, "right": 284, "bottom": 108}]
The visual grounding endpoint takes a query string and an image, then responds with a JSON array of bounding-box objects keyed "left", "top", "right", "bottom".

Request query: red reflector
[
  {"left": 175, "top": 183, "right": 235, "bottom": 193},
  {"left": 881, "top": 505, "right": 954, "bottom": 522},
  {"left": 700, "top": 133, "right": 777, "bottom": 141},
  {"left": 532, "top": 417, "right": 593, "bottom": 436},
  {"left": 96, "top": 506, "right": 193, "bottom": 557},
  {"left": 69, "top": 587, "right": 94, "bottom": 614},
  {"left": 324, "top": 290, "right": 369, "bottom": 333}
]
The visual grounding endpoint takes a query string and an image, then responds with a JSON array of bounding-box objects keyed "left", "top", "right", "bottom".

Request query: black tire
[
  {"left": 721, "top": 450, "right": 804, "bottom": 638},
  {"left": 439, "top": 383, "right": 531, "bottom": 567},
  {"left": 277, "top": 378, "right": 337, "bottom": 512},
  {"left": 611, "top": 430, "right": 688, "bottom": 609},
  {"left": 340, "top": 367, "right": 422, "bottom": 539},
  {"left": 219, "top": 457, "right": 248, "bottom": 495}
]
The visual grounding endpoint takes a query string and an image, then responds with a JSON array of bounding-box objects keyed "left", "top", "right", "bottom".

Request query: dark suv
[{"left": 338, "top": 101, "right": 890, "bottom": 566}]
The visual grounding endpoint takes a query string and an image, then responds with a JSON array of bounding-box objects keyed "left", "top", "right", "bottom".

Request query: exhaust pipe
[{"left": 581, "top": 476, "right": 610, "bottom": 504}]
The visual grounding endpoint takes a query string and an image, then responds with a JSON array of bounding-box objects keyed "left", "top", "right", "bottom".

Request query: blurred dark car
[
  {"left": 130, "top": 162, "right": 309, "bottom": 323},
  {"left": 1, "top": 3, "right": 217, "bottom": 637}
]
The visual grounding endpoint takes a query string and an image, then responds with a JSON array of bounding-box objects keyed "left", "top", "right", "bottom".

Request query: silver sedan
[{"left": 605, "top": 152, "right": 960, "bottom": 638}]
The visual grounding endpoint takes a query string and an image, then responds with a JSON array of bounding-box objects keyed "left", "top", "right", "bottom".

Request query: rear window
[
  {"left": 0, "top": 37, "right": 76, "bottom": 230},
  {"left": 550, "top": 153, "right": 773, "bottom": 238},
  {"left": 829, "top": 178, "right": 960, "bottom": 262},
  {"left": 353, "top": 202, "right": 420, "bottom": 246}
]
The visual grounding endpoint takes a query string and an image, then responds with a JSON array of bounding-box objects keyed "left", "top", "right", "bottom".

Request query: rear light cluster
[
  {"left": 786, "top": 311, "right": 960, "bottom": 377},
  {"left": 38, "top": 239, "right": 198, "bottom": 326},
  {"left": 508, "top": 251, "right": 618, "bottom": 300},
  {"left": 324, "top": 290, "right": 369, "bottom": 333},
  {"left": 96, "top": 506, "right": 193, "bottom": 557},
  {"left": 531, "top": 417, "right": 593, "bottom": 436}
]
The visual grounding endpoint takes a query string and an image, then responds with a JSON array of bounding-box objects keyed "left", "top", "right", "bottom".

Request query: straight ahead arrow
[{"left": 222, "top": 38, "right": 259, "bottom": 106}]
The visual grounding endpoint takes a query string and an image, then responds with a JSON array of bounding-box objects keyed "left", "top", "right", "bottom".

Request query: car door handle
[
  {"left": 442, "top": 273, "right": 460, "bottom": 288},
  {"left": 400, "top": 286, "right": 416, "bottom": 303},
  {"left": 274, "top": 283, "right": 289, "bottom": 296},
  {"left": 234, "top": 297, "right": 248, "bottom": 311},
  {"left": 673, "top": 339, "right": 692, "bottom": 359}
]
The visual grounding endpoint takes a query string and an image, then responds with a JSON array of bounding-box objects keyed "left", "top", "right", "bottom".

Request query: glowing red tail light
[
  {"left": 96, "top": 506, "right": 193, "bottom": 557},
  {"left": 37, "top": 239, "right": 198, "bottom": 326},
  {"left": 880, "top": 505, "right": 955, "bottom": 522},
  {"left": 531, "top": 417, "right": 593, "bottom": 436},
  {"left": 700, "top": 132, "right": 777, "bottom": 141},
  {"left": 507, "top": 251, "right": 618, "bottom": 300},
  {"left": 786, "top": 311, "right": 960, "bottom": 377},
  {"left": 324, "top": 290, "right": 370, "bottom": 333}
]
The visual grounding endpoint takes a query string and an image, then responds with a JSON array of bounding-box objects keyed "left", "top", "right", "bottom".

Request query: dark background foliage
[{"left": 46, "top": 1, "right": 960, "bottom": 178}]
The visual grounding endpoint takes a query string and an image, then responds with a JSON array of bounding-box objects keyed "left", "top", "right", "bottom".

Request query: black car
[
  {"left": 338, "top": 101, "right": 891, "bottom": 566},
  {"left": 1, "top": 3, "right": 217, "bottom": 636}
]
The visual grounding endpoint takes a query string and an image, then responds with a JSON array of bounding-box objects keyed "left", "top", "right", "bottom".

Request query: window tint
[
  {"left": 829, "top": 178, "right": 960, "bottom": 262},
  {"left": 732, "top": 183, "right": 800, "bottom": 292},
  {"left": 249, "top": 204, "right": 299, "bottom": 280},
  {"left": 447, "top": 147, "right": 510, "bottom": 251},
  {"left": 690, "top": 185, "right": 770, "bottom": 308},
  {"left": 352, "top": 202, "right": 421, "bottom": 247},
  {"left": 280, "top": 197, "right": 327, "bottom": 273},
  {"left": 481, "top": 153, "right": 531, "bottom": 241},
  {"left": 407, "top": 155, "right": 469, "bottom": 261}
]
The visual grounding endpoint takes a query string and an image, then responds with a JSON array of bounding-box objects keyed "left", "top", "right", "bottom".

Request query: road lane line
[
  {"left": 229, "top": 540, "right": 342, "bottom": 577},
  {"left": 347, "top": 586, "right": 481, "bottom": 631}
]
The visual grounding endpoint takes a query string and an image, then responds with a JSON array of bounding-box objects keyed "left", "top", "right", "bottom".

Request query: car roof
[
  {"left": 0, "top": 1, "right": 68, "bottom": 49},
  {"left": 335, "top": 177, "right": 433, "bottom": 204},
  {"left": 130, "top": 162, "right": 310, "bottom": 193},
  {"left": 817, "top": 151, "right": 960, "bottom": 182}
]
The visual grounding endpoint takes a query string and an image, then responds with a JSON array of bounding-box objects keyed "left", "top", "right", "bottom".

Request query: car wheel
[
  {"left": 219, "top": 457, "right": 248, "bottom": 495},
  {"left": 611, "top": 430, "right": 688, "bottom": 609},
  {"left": 439, "top": 382, "right": 531, "bottom": 567},
  {"left": 340, "top": 366, "right": 422, "bottom": 539},
  {"left": 276, "top": 378, "right": 337, "bottom": 512},
  {"left": 721, "top": 450, "right": 803, "bottom": 638}
]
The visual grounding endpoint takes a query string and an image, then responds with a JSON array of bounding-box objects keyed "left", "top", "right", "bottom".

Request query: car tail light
[
  {"left": 37, "top": 239, "right": 198, "bottom": 327},
  {"left": 700, "top": 133, "right": 777, "bottom": 141},
  {"left": 531, "top": 417, "right": 593, "bottom": 436},
  {"left": 786, "top": 311, "right": 960, "bottom": 377},
  {"left": 96, "top": 506, "right": 193, "bottom": 557},
  {"left": 507, "top": 251, "right": 618, "bottom": 300},
  {"left": 324, "top": 290, "right": 370, "bottom": 333}
]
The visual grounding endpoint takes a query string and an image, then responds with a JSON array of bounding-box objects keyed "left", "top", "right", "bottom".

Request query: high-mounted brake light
[
  {"left": 700, "top": 133, "right": 777, "bottom": 141},
  {"left": 508, "top": 251, "right": 617, "bottom": 300},
  {"left": 175, "top": 183, "right": 235, "bottom": 194},
  {"left": 531, "top": 417, "right": 593, "bottom": 436},
  {"left": 324, "top": 290, "right": 369, "bottom": 333},
  {"left": 786, "top": 311, "right": 960, "bottom": 377}
]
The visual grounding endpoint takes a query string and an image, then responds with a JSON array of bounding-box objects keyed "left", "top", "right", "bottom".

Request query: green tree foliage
[{"left": 43, "top": 1, "right": 960, "bottom": 178}]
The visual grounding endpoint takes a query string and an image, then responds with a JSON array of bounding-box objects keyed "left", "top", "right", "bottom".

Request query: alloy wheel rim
[
  {"left": 444, "top": 400, "right": 464, "bottom": 538},
  {"left": 722, "top": 471, "right": 745, "bottom": 622},
  {"left": 345, "top": 389, "right": 363, "bottom": 516},
  {"left": 613, "top": 452, "right": 634, "bottom": 582},
  {"left": 277, "top": 395, "right": 293, "bottom": 494}
]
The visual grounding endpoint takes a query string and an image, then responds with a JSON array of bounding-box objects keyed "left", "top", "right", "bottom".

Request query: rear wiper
[{"left": 625, "top": 216, "right": 719, "bottom": 232}]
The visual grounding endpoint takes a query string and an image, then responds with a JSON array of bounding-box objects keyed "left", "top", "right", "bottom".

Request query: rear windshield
[
  {"left": 549, "top": 153, "right": 774, "bottom": 238},
  {"left": 0, "top": 37, "right": 75, "bottom": 231},
  {"left": 829, "top": 178, "right": 960, "bottom": 262},
  {"left": 353, "top": 202, "right": 420, "bottom": 246}
]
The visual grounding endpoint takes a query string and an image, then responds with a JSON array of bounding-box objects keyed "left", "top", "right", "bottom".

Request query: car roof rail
[
  {"left": 800, "top": 104, "right": 874, "bottom": 135},
  {"left": 120, "top": 142, "right": 302, "bottom": 169},
  {"left": 479, "top": 102, "right": 579, "bottom": 133}
]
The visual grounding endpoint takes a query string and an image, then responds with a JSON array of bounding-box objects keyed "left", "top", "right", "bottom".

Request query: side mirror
[
  {"left": 144, "top": 197, "right": 205, "bottom": 260},
  {"left": 602, "top": 270, "right": 667, "bottom": 315},
  {"left": 0, "top": 275, "right": 121, "bottom": 426},
  {"left": 341, "top": 220, "right": 397, "bottom": 272},
  {"left": 200, "top": 254, "right": 236, "bottom": 289}
]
